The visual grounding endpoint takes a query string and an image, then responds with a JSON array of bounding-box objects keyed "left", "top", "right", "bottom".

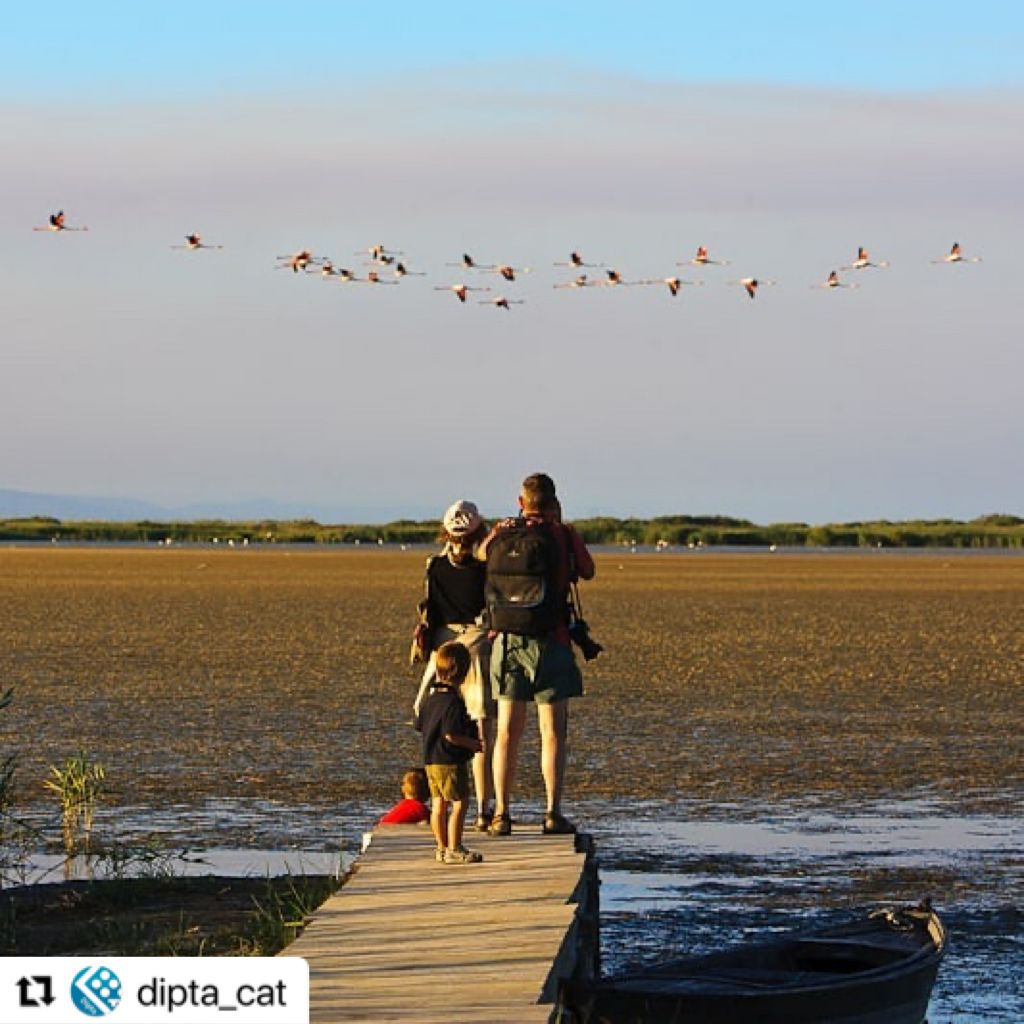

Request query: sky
[{"left": 3, "top": 3, "right": 1023, "bottom": 523}]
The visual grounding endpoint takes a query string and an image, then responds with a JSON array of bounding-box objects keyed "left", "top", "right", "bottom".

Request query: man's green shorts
[{"left": 491, "top": 633, "right": 583, "bottom": 704}]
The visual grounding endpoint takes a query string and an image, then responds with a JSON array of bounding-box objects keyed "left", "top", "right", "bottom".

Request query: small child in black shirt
[{"left": 414, "top": 641, "right": 483, "bottom": 864}]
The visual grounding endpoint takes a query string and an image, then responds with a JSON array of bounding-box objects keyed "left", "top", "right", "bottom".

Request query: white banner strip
[{"left": 0, "top": 958, "right": 308, "bottom": 1024}]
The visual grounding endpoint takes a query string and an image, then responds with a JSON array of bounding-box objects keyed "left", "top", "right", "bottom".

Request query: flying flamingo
[
  {"left": 841, "top": 246, "right": 888, "bottom": 270},
  {"left": 445, "top": 253, "right": 495, "bottom": 270},
  {"left": 813, "top": 270, "right": 859, "bottom": 290},
  {"left": 682, "top": 246, "right": 730, "bottom": 266},
  {"left": 363, "top": 270, "right": 398, "bottom": 286},
  {"left": 553, "top": 274, "right": 601, "bottom": 289},
  {"left": 171, "top": 233, "right": 223, "bottom": 251},
  {"left": 317, "top": 262, "right": 369, "bottom": 281},
  {"left": 730, "top": 277, "right": 776, "bottom": 299},
  {"left": 393, "top": 262, "right": 425, "bottom": 278},
  {"left": 275, "top": 250, "right": 322, "bottom": 273},
  {"left": 480, "top": 296, "right": 525, "bottom": 310},
  {"left": 33, "top": 210, "right": 88, "bottom": 232},
  {"left": 932, "top": 242, "right": 982, "bottom": 264},
  {"left": 554, "top": 251, "right": 605, "bottom": 268},
  {"left": 434, "top": 283, "right": 491, "bottom": 303},
  {"left": 330, "top": 268, "right": 395, "bottom": 284},
  {"left": 484, "top": 264, "right": 532, "bottom": 282},
  {"left": 601, "top": 269, "right": 640, "bottom": 287},
  {"left": 640, "top": 276, "right": 704, "bottom": 297},
  {"left": 358, "top": 244, "right": 404, "bottom": 262}
]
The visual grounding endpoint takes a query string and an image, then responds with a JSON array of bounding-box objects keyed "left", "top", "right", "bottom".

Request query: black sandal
[
  {"left": 542, "top": 813, "right": 577, "bottom": 835},
  {"left": 487, "top": 813, "right": 512, "bottom": 836}
]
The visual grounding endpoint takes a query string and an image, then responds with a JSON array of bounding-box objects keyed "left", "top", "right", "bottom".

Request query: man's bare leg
[
  {"left": 492, "top": 699, "right": 526, "bottom": 819},
  {"left": 538, "top": 700, "right": 569, "bottom": 817}
]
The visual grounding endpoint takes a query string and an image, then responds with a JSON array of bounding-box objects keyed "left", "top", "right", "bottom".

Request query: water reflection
[{"left": 6, "top": 849, "right": 347, "bottom": 888}]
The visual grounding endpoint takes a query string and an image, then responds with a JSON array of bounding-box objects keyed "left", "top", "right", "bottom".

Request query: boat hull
[{"left": 575, "top": 906, "right": 946, "bottom": 1024}]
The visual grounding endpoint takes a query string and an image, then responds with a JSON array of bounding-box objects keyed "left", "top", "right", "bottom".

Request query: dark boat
[{"left": 573, "top": 902, "right": 946, "bottom": 1024}]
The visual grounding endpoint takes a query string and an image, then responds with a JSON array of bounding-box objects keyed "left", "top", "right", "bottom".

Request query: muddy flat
[{"left": 2, "top": 547, "right": 1020, "bottom": 818}]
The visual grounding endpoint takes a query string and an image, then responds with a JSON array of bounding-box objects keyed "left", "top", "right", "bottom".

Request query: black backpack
[{"left": 485, "top": 518, "right": 561, "bottom": 636}]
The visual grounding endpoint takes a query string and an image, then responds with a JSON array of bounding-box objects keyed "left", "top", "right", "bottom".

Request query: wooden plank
[{"left": 281, "top": 826, "right": 589, "bottom": 1023}]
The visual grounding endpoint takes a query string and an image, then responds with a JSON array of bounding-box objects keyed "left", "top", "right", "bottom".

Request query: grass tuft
[{"left": 43, "top": 752, "right": 106, "bottom": 857}]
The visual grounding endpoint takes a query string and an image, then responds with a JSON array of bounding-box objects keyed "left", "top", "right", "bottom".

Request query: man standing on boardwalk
[{"left": 481, "top": 472, "right": 595, "bottom": 837}]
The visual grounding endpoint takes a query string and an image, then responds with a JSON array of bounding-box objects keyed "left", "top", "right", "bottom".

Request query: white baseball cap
[{"left": 442, "top": 500, "right": 482, "bottom": 537}]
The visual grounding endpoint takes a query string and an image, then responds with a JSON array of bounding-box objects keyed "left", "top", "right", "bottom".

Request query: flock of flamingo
[{"left": 33, "top": 211, "right": 983, "bottom": 309}]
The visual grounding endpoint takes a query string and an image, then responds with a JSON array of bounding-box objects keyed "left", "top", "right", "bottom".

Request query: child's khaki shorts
[{"left": 425, "top": 762, "right": 470, "bottom": 802}]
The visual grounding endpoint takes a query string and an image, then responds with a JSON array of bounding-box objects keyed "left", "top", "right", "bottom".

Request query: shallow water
[
  {"left": 10, "top": 848, "right": 346, "bottom": 887},
  {"left": 11, "top": 797, "right": 1019, "bottom": 1021},
  {"left": 590, "top": 802, "right": 1023, "bottom": 1024}
]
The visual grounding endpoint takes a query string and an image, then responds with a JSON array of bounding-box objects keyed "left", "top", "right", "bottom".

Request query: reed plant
[
  {"left": 0, "top": 689, "right": 15, "bottom": 824},
  {"left": 93, "top": 839, "right": 194, "bottom": 883},
  {"left": 0, "top": 686, "right": 15, "bottom": 888},
  {"left": 243, "top": 872, "right": 343, "bottom": 954},
  {"left": 44, "top": 752, "right": 106, "bottom": 857},
  {"left": 0, "top": 687, "right": 35, "bottom": 886}
]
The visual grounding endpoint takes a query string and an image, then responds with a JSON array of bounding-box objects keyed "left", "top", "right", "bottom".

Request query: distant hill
[
  {"left": 0, "top": 488, "right": 433, "bottom": 524},
  {"left": 0, "top": 488, "right": 167, "bottom": 521}
]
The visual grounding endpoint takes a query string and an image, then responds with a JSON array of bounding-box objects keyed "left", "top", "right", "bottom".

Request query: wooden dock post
[{"left": 281, "top": 825, "right": 598, "bottom": 1023}]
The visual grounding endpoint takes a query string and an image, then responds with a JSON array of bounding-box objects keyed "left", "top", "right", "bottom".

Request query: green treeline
[
  {"left": 571, "top": 513, "right": 1024, "bottom": 549},
  {"left": 1, "top": 513, "right": 1022, "bottom": 549}
]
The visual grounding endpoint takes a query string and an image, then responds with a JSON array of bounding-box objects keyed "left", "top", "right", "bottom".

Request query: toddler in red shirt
[{"left": 379, "top": 769, "right": 429, "bottom": 825}]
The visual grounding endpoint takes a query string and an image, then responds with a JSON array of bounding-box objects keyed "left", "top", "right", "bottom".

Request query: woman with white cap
[{"left": 412, "top": 499, "right": 495, "bottom": 830}]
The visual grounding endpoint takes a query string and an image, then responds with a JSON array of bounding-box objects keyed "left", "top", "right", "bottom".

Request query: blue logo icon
[{"left": 71, "top": 966, "right": 122, "bottom": 1016}]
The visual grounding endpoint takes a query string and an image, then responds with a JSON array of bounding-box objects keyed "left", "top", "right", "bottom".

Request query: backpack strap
[{"left": 418, "top": 554, "right": 444, "bottom": 624}]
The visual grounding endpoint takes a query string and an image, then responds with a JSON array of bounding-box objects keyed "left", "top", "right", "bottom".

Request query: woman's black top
[{"left": 426, "top": 554, "right": 486, "bottom": 627}]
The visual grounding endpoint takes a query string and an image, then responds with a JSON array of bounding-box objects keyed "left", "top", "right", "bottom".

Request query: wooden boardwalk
[{"left": 280, "top": 824, "right": 597, "bottom": 1023}]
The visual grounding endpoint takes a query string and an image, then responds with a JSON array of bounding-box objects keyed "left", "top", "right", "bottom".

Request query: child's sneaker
[
  {"left": 444, "top": 846, "right": 483, "bottom": 864},
  {"left": 434, "top": 848, "right": 446, "bottom": 862}
]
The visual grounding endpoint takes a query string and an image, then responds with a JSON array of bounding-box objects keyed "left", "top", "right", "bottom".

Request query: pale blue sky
[
  {"left": 2, "top": 5, "right": 1022, "bottom": 522},
  {"left": 5, "top": 3, "right": 1024, "bottom": 95}
]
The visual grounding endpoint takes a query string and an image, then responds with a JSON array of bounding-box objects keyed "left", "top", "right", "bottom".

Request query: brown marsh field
[{"left": 1, "top": 546, "right": 1021, "bottom": 824}]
